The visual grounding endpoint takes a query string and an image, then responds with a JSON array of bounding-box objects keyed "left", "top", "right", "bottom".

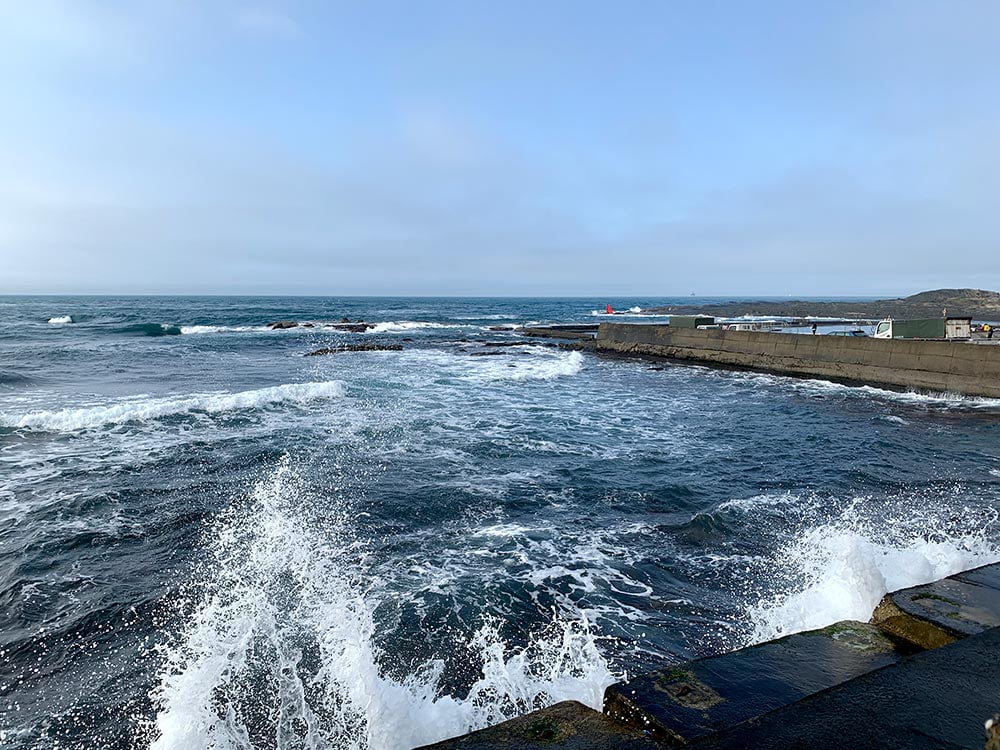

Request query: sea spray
[
  {"left": 744, "top": 503, "right": 1000, "bottom": 644},
  {"left": 148, "top": 459, "right": 614, "bottom": 750}
]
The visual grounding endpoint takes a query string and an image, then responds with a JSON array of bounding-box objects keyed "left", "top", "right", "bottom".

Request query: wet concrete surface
[
  {"left": 416, "top": 701, "right": 660, "bottom": 750},
  {"left": 872, "top": 562, "right": 1000, "bottom": 649},
  {"left": 688, "top": 626, "right": 1000, "bottom": 750},
  {"left": 604, "top": 621, "right": 910, "bottom": 745}
]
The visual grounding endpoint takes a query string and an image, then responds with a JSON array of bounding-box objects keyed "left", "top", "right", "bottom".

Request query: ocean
[{"left": 1, "top": 295, "right": 998, "bottom": 749}]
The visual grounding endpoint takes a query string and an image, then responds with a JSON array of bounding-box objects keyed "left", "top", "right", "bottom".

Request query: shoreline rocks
[
  {"left": 266, "top": 320, "right": 377, "bottom": 332},
  {"left": 304, "top": 344, "right": 403, "bottom": 356}
]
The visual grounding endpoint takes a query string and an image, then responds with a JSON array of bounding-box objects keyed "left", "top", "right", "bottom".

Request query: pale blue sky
[{"left": 2, "top": 1, "right": 998, "bottom": 295}]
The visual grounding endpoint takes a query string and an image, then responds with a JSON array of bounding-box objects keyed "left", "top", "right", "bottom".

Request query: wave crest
[
  {"left": 2, "top": 381, "right": 345, "bottom": 432},
  {"left": 746, "top": 512, "right": 1000, "bottom": 643},
  {"left": 179, "top": 325, "right": 273, "bottom": 335},
  {"left": 148, "top": 460, "right": 613, "bottom": 750},
  {"left": 116, "top": 323, "right": 182, "bottom": 337},
  {"left": 367, "top": 321, "right": 460, "bottom": 334}
]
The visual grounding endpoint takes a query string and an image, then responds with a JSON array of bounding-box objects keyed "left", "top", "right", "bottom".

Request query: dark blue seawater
[{"left": 1, "top": 296, "right": 998, "bottom": 749}]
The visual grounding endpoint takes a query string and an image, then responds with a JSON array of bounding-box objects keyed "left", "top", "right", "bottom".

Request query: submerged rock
[{"left": 268, "top": 321, "right": 299, "bottom": 330}]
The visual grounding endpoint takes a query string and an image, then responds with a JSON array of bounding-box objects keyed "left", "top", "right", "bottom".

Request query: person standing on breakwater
[{"left": 811, "top": 323, "right": 817, "bottom": 335}]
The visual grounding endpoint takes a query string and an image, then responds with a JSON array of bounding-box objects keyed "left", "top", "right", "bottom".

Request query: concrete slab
[
  {"left": 872, "top": 562, "right": 1000, "bottom": 649},
  {"left": 415, "top": 701, "right": 661, "bottom": 750},
  {"left": 687, "top": 626, "right": 1000, "bottom": 750},
  {"left": 603, "top": 621, "right": 907, "bottom": 745}
]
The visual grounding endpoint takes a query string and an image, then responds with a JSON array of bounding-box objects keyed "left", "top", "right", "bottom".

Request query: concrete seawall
[
  {"left": 595, "top": 322, "right": 1000, "bottom": 398},
  {"left": 421, "top": 562, "right": 1000, "bottom": 749}
]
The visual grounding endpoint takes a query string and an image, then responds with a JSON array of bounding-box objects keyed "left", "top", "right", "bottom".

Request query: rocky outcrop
[
  {"left": 644, "top": 288, "right": 1000, "bottom": 321},
  {"left": 325, "top": 322, "right": 374, "bottom": 332},
  {"left": 267, "top": 320, "right": 377, "bottom": 332},
  {"left": 304, "top": 344, "right": 403, "bottom": 356}
]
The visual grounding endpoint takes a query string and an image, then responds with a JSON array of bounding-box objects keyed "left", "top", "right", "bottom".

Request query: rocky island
[{"left": 645, "top": 288, "right": 1000, "bottom": 321}]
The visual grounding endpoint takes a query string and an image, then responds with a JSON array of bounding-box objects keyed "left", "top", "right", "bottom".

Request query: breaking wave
[
  {"left": 746, "top": 508, "right": 1000, "bottom": 643},
  {"left": 116, "top": 323, "right": 183, "bottom": 337},
  {"left": 147, "top": 460, "right": 614, "bottom": 750},
  {"left": 2, "top": 381, "right": 345, "bottom": 432},
  {"left": 367, "top": 321, "right": 462, "bottom": 334},
  {"left": 729, "top": 371, "right": 1000, "bottom": 410},
  {"left": 179, "top": 325, "right": 273, "bottom": 334},
  {"left": 48, "top": 315, "right": 74, "bottom": 324}
]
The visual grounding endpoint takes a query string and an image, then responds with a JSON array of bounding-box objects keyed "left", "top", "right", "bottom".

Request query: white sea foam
[
  {"left": 148, "top": 460, "right": 614, "bottom": 750},
  {"left": 451, "top": 314, "right": 520, "bottom": 321},
  {"left": 733, "top": 371, "right": 1000, "bottom": 410},
  {"left": 480, "top": 350, "right": 584, "bottom": 382},
  {"left": 589, "top": 310, "right": 663, "bottom": 318},
  {"left": 47, "top": 315, "right": 73, "bottom": 324},
  {"left": 747, "top": 516, "right": 1000, "bottom": 643},
  {"left": 880, "top": 414, "right": 909, "bottom": 425},
  {"left": 367, "top": 321, "right": 461, "bottom": 334},
  {"left": 179, "top": 325, "right": 273, "bottom": 334},
  {"left": 390, "top": 348, "right": 585, "bottom": 386},
  {"left": 716, "top": 492, "right": 798, "bottom": 513},
  {"left": 2, "top": 381, "right": 345, "bottom": 432}
]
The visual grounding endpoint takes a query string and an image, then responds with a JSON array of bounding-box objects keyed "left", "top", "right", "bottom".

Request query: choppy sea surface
[{"left": 1, "top": 295, "right": 998, "bottom": 749}]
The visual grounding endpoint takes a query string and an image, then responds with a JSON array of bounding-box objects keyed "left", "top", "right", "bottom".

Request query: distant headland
[{"left": 644, "top": 288, "right": 1000, "bottom": 321}]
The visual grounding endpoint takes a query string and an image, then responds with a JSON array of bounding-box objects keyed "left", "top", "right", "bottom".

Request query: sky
[{"left": 1, "top": 1, "right": 999, "bottom": 296}]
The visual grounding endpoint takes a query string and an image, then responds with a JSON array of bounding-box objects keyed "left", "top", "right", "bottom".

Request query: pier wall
[
  {"left": 596, "top": 323, "right": 1000, "bottom": 397},
  {"left": 421, "top": 562, "right": 1000, "bottom": 749}
]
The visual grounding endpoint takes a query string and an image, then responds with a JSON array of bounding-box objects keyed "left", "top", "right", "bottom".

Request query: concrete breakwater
[
  {"left": 595, "top": 322, "right": 1000, "bottom": 398},
  {"left": 421, "top": 562, "right": 1000, "bottom": 749}
]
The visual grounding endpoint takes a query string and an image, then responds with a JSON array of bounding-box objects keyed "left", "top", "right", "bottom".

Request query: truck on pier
[{"left": 873, "top": 317, "right": 971, "bottom": 340}]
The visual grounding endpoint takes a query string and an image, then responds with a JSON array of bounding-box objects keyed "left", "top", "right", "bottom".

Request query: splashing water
[
  {"left": 746, "top": 506, "right": 1000, "bottom": 643},
  {"left": 147, "top": 459, "right": 614, "bottom": 750}
]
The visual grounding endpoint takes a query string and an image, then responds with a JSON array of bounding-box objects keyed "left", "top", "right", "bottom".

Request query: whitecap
[
  {"left": 367, "top": 321, "right": 462, "bottom": 334},
  {"left": 47, "top": 315, "right": 73, "bottom": 324},
  {"left": 716, "top": 492, "right": 799, "bottom": 513},
  {"left": 2, "top": 381, "right": 345, "bottom": 432},
  {"left": 179, "top": 325, "right": 273, "bottom": 334},
  {"left": 880, "top": 415, "right": 909, "bottom": 425}
]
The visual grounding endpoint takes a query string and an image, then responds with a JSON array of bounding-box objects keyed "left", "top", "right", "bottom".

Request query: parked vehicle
[{"left": 873, "top": 317, "right": 971, "bottom": 340}]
